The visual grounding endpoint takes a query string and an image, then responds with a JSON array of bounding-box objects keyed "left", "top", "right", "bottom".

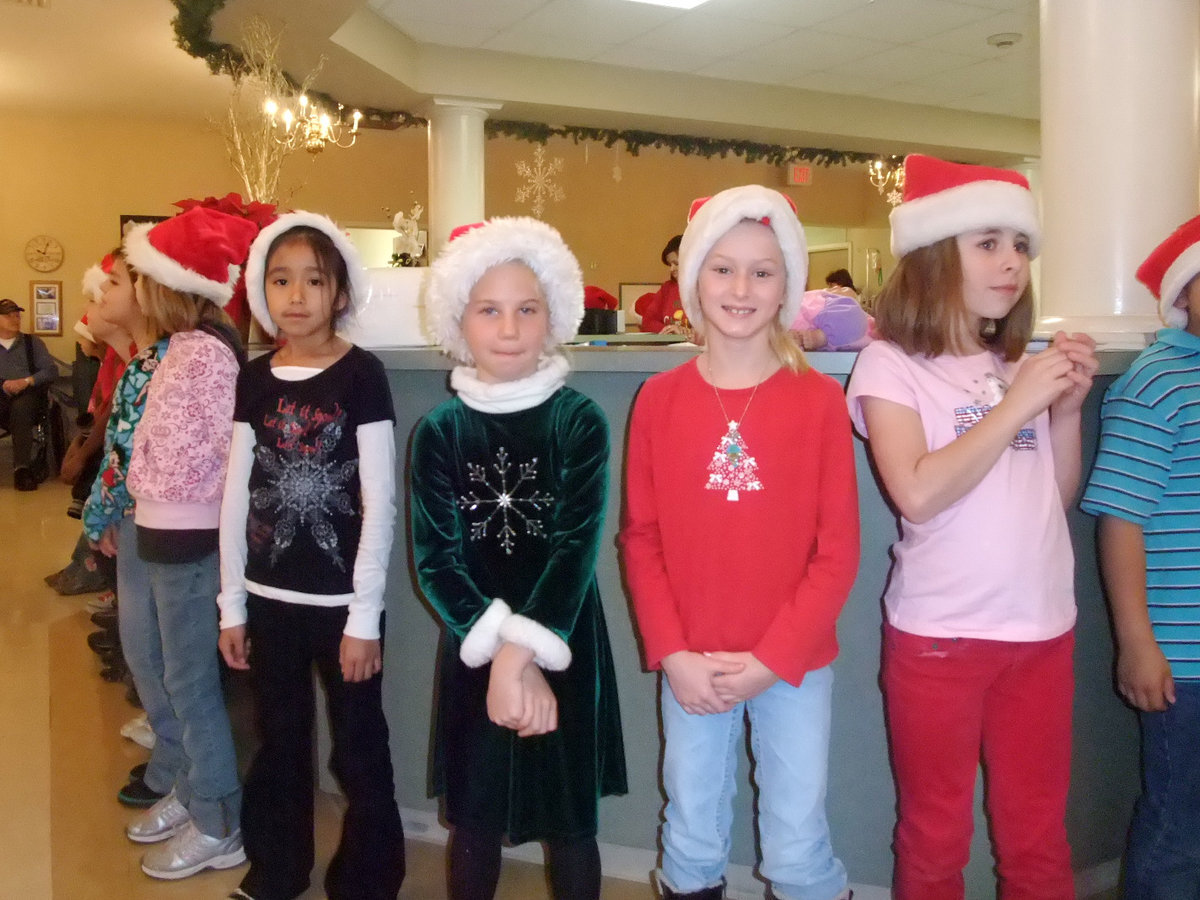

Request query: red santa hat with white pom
[
  {"left": 123, "top": 207, "right": 260, "bottom": 304},
  {"left": 677, "top": 184, "right": 809, "bottom": 333},
  {"left": 1136, "top": 213, "right": 1200, "bottom": 329},
  {"left": 81, "top": 254, "right": 114, "bottom": 303},
  {"left": 889, "top": 154, "right": 1041, "bottom": 259}
]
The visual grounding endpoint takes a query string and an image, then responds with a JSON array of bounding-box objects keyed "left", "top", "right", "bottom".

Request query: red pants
[{"left": 883, "top": 624, "right": 1075, "bottom": 900}]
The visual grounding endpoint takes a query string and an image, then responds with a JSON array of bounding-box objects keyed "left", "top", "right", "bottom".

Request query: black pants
[
  {"left": 449, "top": 827, "right": 601, "bottom": 900},
  {"left": 0, "top": 387, "right": 44, "bottom": 470},
  {"left": 239, "top": 596, "right": 405, "bottom": 900}
]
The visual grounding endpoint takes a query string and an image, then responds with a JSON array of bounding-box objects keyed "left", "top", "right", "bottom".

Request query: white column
[
  {"left": 1038, "top": 0, "right": 1200, "bottom": 342},
  {"left": 424, "top": 98, "right": 502, "bottom": 258},
  {"left": 1013, "top": 157, "right": 1041, "bottom": 308}
]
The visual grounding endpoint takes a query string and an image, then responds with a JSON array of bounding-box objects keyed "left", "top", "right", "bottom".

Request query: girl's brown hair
[
  {"left": 138, "top": 277, "right": 233, "bottom": 337},
  {"left": 874, "top": 236, "right": 1033, "bottom": 361}
]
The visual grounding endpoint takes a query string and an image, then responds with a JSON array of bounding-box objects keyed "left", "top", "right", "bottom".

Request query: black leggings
[{"left": 448, "top": 827, "right": 601, "bottom": 900}]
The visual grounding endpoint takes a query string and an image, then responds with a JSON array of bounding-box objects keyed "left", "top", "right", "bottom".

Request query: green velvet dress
[{"left": 411, "top": 383, "right": 627, "bottom": 843}]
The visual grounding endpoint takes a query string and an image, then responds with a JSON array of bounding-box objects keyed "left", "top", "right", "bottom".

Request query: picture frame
[
  {"left": 29, "top": 281, "right": 62, "bottom": 336},
  {"left": 618, "top": 282, "right": 661, "bottom": 329},
  {"left": 119, "top": 213, "right": 169, "bottom": 239}
]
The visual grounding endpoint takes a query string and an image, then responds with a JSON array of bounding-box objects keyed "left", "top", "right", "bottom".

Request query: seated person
[
  {"left": 634, "top": 234, "right": 686, "bottom": 333},
  {"left": 790, "top": 289, "right": 874, "bottom": 351},
  {"left": 824, "top": 267, "right": 860, "bottom": 298},
  {"left": 0, "top": 298, "right": 57, "bottom": 491}
]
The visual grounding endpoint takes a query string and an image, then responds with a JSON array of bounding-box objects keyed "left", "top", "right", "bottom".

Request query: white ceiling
[{"left": 0, "top": 0, "right": 1039, "bottom": 155}]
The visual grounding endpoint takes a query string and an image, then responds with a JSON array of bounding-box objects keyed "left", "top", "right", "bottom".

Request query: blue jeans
[
  {"left": 1124, "top": 680, "right": 1200, "bottom": 899},
  {"left": 660, "top": 667, "right": 848, "bottom": 900},
  {"left": 116, "top": 516, "right": 241, "bottom": 837}
]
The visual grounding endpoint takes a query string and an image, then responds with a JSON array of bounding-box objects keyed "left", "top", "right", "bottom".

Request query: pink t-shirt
[{"left": 845, "top": 340, "right": 1076, "bottom": 641}]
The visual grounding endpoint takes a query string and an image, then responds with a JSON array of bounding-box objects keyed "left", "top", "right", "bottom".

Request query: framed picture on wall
[
  {"left": 119, "top": 214, "right": 169, "bottom": 238},
  {"left": 29, "top": 281, "right": 62, "bottom": 336}
]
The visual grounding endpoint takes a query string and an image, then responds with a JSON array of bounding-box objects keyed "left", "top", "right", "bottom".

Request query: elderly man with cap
[{"left": 0, "top": 298, "right": 59, "bottom": 490}]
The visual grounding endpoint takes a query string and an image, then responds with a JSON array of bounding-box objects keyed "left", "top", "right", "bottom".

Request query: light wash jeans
[
  {"left": 1124, "top": 680, "right": 1200, "bottom": 899},
  {"left": 116, "top": 516, "right": 241, "bottom": 837},
  {"left": 660, "top": 666, "right": 847, "bottom": 900}
]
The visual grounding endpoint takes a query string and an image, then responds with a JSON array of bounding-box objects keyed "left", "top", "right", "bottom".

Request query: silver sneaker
[
  {"left": 126, "top": 791, "right": 188, "bottom": 844},
  {"left": 140, "top": 819, "right": 246, "bottom": 880}
]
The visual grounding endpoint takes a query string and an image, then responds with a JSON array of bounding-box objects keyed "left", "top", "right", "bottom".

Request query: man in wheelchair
[{"left": 1, "top": 298, "right": 58, "bottom": 491}]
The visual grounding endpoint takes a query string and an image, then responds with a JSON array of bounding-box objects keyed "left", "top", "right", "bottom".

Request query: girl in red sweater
[{"left": 621, "top": 185, "right": 859, "bottom": 900}]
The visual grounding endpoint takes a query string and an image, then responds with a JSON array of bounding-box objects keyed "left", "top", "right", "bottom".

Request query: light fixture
[
  {"left": 620, "top": 0, "right": 712, "bottom": 9},
  {"left": 986, "top": 32, "right": 1023, "bottom": 49},
  {"left": 263, "top": 94, "right": 362, "bottom": 154},
  {"left": 868, "top": 157, "right": 906, "bottom": 206}
]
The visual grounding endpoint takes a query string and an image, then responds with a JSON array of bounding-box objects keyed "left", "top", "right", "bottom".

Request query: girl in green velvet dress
[{"left": 411, "top": 217, "right": 627, "bottom": 900}]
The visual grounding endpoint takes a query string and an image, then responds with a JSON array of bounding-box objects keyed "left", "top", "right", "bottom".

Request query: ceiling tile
[{"left": 815, "top": 0, "right": 1000, "bottom": 44}]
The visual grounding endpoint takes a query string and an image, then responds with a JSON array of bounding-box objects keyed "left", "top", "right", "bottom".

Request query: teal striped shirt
[{"left": 1082, "top": 328, "right": 1200, "bottom": 680}]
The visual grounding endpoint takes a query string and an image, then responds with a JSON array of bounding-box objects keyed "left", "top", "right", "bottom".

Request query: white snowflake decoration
[
  {"left": 515, "top": 146, "right": 566, "bottom": 216},
  {"left": 458, "top": 447, "right": 554, "bottom": 555}
]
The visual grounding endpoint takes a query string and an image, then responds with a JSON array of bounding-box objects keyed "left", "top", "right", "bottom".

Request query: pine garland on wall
[{"left": 171, "top": 0, "right": 884, "bottom": 169}]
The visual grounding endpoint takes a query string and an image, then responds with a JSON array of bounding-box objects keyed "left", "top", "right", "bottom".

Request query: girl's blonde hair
[
  {"left": 137, "top": 275, "right": 234, "bottom": 337},
  {"left": 769, "top": 319, "right": 808, "bottom": 373},
  {"left": 874, "top": 236, "right": 1033, "bottom": 361}
]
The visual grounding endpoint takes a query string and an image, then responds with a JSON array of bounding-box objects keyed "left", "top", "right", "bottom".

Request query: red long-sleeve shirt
[{"left": 620, "top": 358, "right": 860, "bottom": 686}]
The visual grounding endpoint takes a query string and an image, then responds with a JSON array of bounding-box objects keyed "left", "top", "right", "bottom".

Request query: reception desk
[{"left": 365, "top": 343, "right": 1140, "bottom": 897}]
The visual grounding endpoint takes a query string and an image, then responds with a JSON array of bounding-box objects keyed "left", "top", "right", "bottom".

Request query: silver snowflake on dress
[
  {"left": 252, "top": 414, "right": 357, "bottom": 571},
  {"left": 515, "top": 146, "right": 566, "bottom": 216},
  {"left": 458, "top": 447, "right": 554, "bottom": 555}
]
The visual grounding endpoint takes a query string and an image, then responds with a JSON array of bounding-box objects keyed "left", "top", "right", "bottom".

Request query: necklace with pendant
[{"left": 704, "top": 356, "right": 767, "bottom": 501}]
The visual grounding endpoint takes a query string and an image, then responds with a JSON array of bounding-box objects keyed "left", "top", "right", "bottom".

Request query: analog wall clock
[{"left": 25, "top": 235, "right": 64, "bottom": 273}]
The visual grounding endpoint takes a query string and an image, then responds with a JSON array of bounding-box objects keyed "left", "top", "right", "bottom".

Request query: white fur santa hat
[
  {"left": 243, "top": 211, "right": 366, "bottom": 338},
  {"left": 1137, "top": 213, "right": 1200, "bottom": 329},
  {"left": 678, "top": 185, "right": 808, "bottom": 332},
  {"left": 124, "top": 207, "right": 259, "bottom": 304},
  {"left": 81, "top": 253, "right": 114, "bottom": 303},
  {"left": 890, "top": 154, "right": 1041, "bottom": 259},
  {"left": 425, "top": 216, "right": 584, "bottom": 364}
]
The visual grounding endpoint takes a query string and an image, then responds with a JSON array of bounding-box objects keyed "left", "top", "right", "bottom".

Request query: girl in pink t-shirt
[{"left": 845, "top": 155, "right": 1098, "bottom": 900}]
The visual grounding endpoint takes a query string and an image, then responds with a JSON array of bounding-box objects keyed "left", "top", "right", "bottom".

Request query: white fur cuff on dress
[
  {"left": 498, "top": 613, "right": 572, "bottom": 671},
  {"left": 459, "top": 598, "right": 512, "bottom": 668}
]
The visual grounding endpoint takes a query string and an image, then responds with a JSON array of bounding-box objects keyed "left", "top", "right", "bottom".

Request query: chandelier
[
  {"left": 868, "top": 157, "right": 906, "bottom": 206},
  {"left": 263, "top": 94, "right": 362, "bottom": 154}
]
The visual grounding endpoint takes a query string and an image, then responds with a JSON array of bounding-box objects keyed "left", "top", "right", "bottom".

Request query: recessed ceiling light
[{"left": 621, "top": 0, "right": 713, "bottom": 9}]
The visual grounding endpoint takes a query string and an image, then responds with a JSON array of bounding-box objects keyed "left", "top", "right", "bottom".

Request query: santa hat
[
  {"left": 678, "top": 185, "right": 808, "bottom": 331},
  {"left": 243, "top": 211, "right": 366, "bottom": 337},
  {"left": 124, "top": 207, "right": 259, "bottom": 304},
  {"left": 81, "top": 254, "right": 114, "bottom": 302},
  {"left": 1136, "top": 213, "right": 1200, "bottom": 329},
  {"left": 889, "top": 154, "right": 1041, "bottom": 259},
  {"left": 426, "top": 217, "right": 584, "bottom": 364}
]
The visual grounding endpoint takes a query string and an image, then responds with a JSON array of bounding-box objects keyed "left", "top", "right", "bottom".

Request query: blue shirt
[{"left": 1081, "top": 328, "right": 1200, "bottom": 680}]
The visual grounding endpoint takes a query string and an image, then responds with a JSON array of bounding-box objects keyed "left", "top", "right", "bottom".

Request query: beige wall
[{"left": 1, "top": 109, "right": 894, "bottom": 358}]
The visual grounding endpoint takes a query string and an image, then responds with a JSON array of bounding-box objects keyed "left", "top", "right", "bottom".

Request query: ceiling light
[
  {"left": 621, "top": 0, "right": 713, "bottom": 9},
  {"left": 986, "top": 32, "right": 1023, "bottom": 49}
]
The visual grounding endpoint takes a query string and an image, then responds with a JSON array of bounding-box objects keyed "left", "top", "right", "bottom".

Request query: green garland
[{"left": 171, "top": 0, "right": 881, "bottom": 168}]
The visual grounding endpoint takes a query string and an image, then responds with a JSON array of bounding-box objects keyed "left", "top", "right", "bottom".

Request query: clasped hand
[
  {"left": 1005, "top": 331, "right": 1098, "bottom": 420},
  {"left": 661, "top": 649, "right": 779, "bottom": 715},
  {"left": 486, "top": 641, "right": 558, "bottom": 737}
]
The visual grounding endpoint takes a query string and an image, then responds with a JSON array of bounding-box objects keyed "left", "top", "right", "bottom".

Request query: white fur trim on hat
[
  {"left": 123, "top": 222, "right": 238, "bottom": 304},
  {"left": 244, "top": 211, "right": 367, "bottom": 338},
  {"left": 890, "top": 181, "right": 1041, "bottom": 259},
  {"left": 459, "top": 598, "right": 512, "bottom": 668},
  {"left": 498, "top": 613, "right": 572, "bottom": 671},
  {"left": 425, "top": 217, "right": 585, "bottom": 364},
  {"left": 1158, "top": 241, "right": 1200, "bottom": 329},
  {"left": 81, "top": 264, "right": 107, "bottom": 302},
  {"left": 678, "top": 185, "right": 808, "bottom": 333}
]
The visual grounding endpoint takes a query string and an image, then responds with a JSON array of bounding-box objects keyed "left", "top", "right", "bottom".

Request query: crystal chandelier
[
  {"left": 263, "top": 94, "right": 362, "bottom": 154},
  {"left": 868, "top": 157, "right": 906, "bottom": 206}
]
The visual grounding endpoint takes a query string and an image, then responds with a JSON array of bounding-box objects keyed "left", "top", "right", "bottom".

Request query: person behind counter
[
  {"left": 845, "top": 154, "right": 1097, "bottom": 900},
  {"left": 412, "top": 216, "right": 627, "bottom": 900},
  {"left": 622, "top": 185, "right": 858, "bottom": 900},
  {"left": 0, "top": 297, "right": 59, "bottom": 490},
  {"left": 1081, "top": 213, "right": 1200, "bottom": 899},
  {"left": 218, "top": 211, "right": 406, "bottom": 900},
  {"left": 635, "top": 233, "right": 690, "bottom": 334}
]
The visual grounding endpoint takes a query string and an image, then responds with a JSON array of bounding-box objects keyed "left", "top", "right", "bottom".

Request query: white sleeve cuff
[
  {"left": 498, "top": 613, "right": 572, "bottom": 672},
  {"left": 459, "top": 598, "right": 512, "bottom": 668}
]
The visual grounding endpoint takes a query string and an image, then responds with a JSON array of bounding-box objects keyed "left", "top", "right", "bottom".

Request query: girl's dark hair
[
  {"left": 661, "top": 234, "right": 683, "bottom": 265},
  {"left": 267, "top": 226, "right": 352, "bottom": 324},
  {"left": 825, "top": 268, "right": 857, "bottom": 292},
  {"left": 874, "top": 236, "right": 1033, "bottom": 361}
]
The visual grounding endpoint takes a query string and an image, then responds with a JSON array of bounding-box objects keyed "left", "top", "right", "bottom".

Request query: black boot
[{"left": 659, "top": 878, "right": 725, "bottom": 899}]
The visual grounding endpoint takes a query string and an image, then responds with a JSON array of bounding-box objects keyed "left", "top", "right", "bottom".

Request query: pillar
[
  {"left": 424, "top": 98, "right": 502, "bottom": 258},
  {"left": 1038, "top": 0, "right": 1200, "bottom": 340}
]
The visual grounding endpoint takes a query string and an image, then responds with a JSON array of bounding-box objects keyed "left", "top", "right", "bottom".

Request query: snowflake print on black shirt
[{"left": 251, "top": 397, "right": 357, "bottom": 570}]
